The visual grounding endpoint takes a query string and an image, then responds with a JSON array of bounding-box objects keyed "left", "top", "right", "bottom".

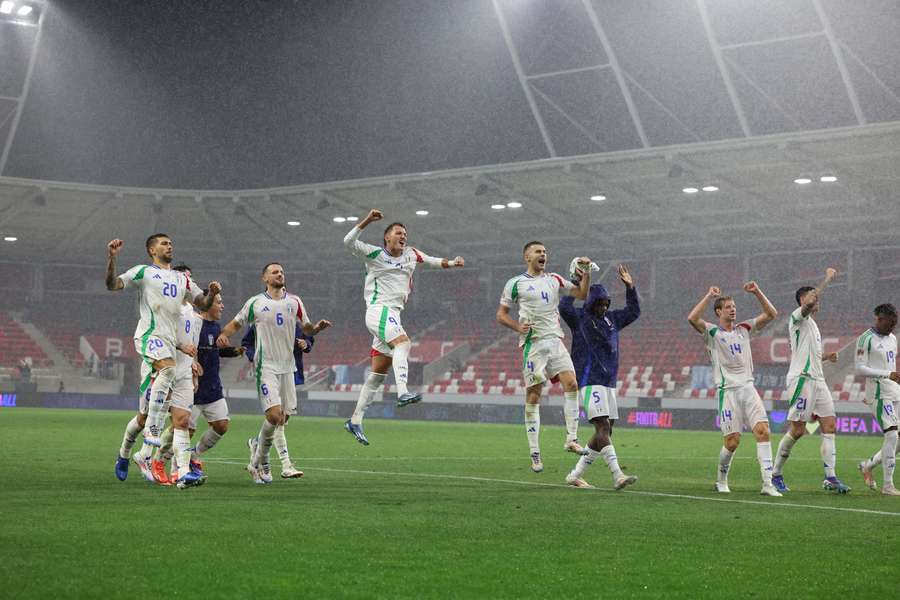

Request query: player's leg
[
  {"left": 116, "top": 383, "right": 149, "bottom": 481},
  {"left": 554, "top": 369, "right": 585, "bottom": 455},
  {"left": 875, "top": 383, "right": 900, "bottom": 495},
  {"left": 715, "top": 388, "right": 740, "bottom": 493},
  {"left": 167, "top": 379, "right": 204, "bottom": 488},
  {"left": 195, "top": 400, "right": 229, "bottom": 458},
  {"left": 525, "top": 384, "right": 543, "bottom": 472},
  {"left": 772, "top": 420, "right": 805, "bottom": 493},
  {"left": 345, "top": 351, "right": 391, "bottom": 445},
  {"left": 274, "top": 377, "right": 303, "bottom": 478},
  {"left": 248, "top": 373, "right": 284, "bottom": 484},
  {"left": 142, "top": 342, "right": 178, "bottom": 444},
  {"left": 751, "top": 420, "right": 779, "bottom": 496},
  {"left": 151, "top": 422, "right": 175, "bottom": 485}
]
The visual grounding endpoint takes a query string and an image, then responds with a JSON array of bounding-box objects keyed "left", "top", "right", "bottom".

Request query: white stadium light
[
  {"left": 333, "top": 216, "right": 347, "bottom": 223},
  {"left": 346, "top": 216, "right": 359, "bottom": 222},
  {"left": 682, "top": 187, "right": 699, "bottom": 194},
  {"left": 287, "top": 221, "right": 300, "bottom": 226},
  {"left": 794, "top": 177, "right": 812, "bottom": 184},
  {"left": 506, "top": 201, "right": 522, "bottom": 208},
  {"left": 0, "top": 2, "right": 14, "bottom": 14},
  {"left": 4, "top": 236, "right": 17, "bottom": 242},
  {"left": 820, "top": 175, "right": 838, "bottom": 183},
  {"left": 17, "top": 4, "right": 32, "bottom": 16},
  {"left": 701, "top": 185, "right": 719, "bottom": 192},
  {"left": 490, "top": 204, "right": 505, "bottom": 210},
  {"left": 415, "top": 210, "right": 429, "bottom": 216},
  {"left": 590, "top": 195, "right": 606, "bottom": 201}
]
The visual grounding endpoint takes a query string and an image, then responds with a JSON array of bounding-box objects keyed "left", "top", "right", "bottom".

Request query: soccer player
[
  {"left": 771, "top": 268, "right": 850, "bottom": 493},
  {"left": 107, "top": 235, "right": 218, "bottom": 488},
  {"left": 217, "top": 262, "right": 331, "bottom": 484},
  {"left": 496, "top": 242, "right": 591, "bottom": 472},
  {"left": 687, "top": 282, "right": 781, "bottom": 496},
  {"left": 242, "top": 323, "right": 313, "bottom": 478},
  {"left": 854, "top": 303, "right": 900, "bottom": 496},
  {"left": 342, "top": 209, "right": 465, "bottom": 445},
  {"left": 560, "top": 263, "right": 640, "bottom": 490}
]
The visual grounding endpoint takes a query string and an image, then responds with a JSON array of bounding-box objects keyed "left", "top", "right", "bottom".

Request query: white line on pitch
[
  {"left": 204, "top": 459, "right": 900, "bottom": 518},
  {"left": 208, "top": 456, "right": 835, "bottom": 462}
]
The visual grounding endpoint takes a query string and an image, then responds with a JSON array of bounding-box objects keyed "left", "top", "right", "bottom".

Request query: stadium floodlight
[
  {"left": 490, "top": 204, "right": 505, "bottom": 210},
  {"left": 794, "top": 177, "right": 812, "bottom": 184},
  {"left": 3, "top": 236, "right": 16, "bottom": 242},
  {"left": 415, "top": 210, "right": 429, "bottom": 216},
  {"left": 0, "top": 2, "right": 14, "bottom": 14},
  {"left": 346, "top": 216, "right": 359, "bottom": 222},
  {"left": 333, "top": 216, "right": 347, "bottom": 223},
  {"left": 17, "top": 4, "right": 32, "bottom": 16},
  {"left": 590, "top": 195, "right": 606, "bottom": 201},
  {"left": 506, "top": 201, "right": 522, "bottom": 208},
  {"left": 820, "top": 175, "right": 837, "bottom": 183},
  {"left": 682, "top": 187, "right": 699, "bottom": 194},
  {"left": 286, "top": 221, "right": 300, "bottom": 226},
  {"left": 701, "top": 185, "right": 719, "bottom": 192}
]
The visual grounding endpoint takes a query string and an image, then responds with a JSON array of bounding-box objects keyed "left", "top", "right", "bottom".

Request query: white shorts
[
  {"left": 521, "top": 337, "right": 575, "bottom": 388},
  {"left": 864, "top": 379, "right": 900, "bottom": 430},
  {"left": 785, "top": 376, "right": 835, "bottom": 421},
  {"left": 718, "top": 383, "right": 768, "bottom": 436},
  {"left": 258, "top": 371, "right": 298, "bottom": 415},
  {"left": 136, "top": 335, "right": 175, "bottom": 398},
  {"left": 189, "top": 398, "right": 230, "bottom": 429},
  {"left": 581, "top": 385, "right": 618, "bottom": 421},
  {"left": 366, "top": 305, "right": 406, "bottom": 356},
  {"left": 168, "top": 377, "right": 194, "bottom": 412}
]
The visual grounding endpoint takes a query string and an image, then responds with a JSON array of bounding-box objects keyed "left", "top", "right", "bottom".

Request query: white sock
[
  {"left": 600, "top": 445, "right": 623, "bottom": 480},
  {"left": 717, "top": 447, "right": 734, "bottom": 483},
  {"left": 273, "top": 425, "right": 292, "bottom": 468},
  {"left": 254, "top": 420, "right": 277, "bottom": 466},
  {"left": 757, "top": 441, "right": 774, "bottom": 486},
  {"left": 866, "top": 450, "right": 883, "bottom": 470},
  {"left": 196, "top": 429, "right": 223, "bottom": 455},
  {"left": 351, "top": 372, "right": 386, "bottom": 425},
  {"left": 571, "top": 448, "right": 599, "bottom": 478},
  {"left": 883, "top": 430, "right": 898, "bottom": 488},
  {"left": 118, "top": 416, "right": 143, "bottom": 459},
  {"left": 820, "top": 433, "right": 836, "bottom": 478},
  {"left": 563, "top": 390, "right": 579, "bottom": 443},
  {"left": 173, "top": 428, "right": 191, "bottom": 478},
  {"left": 144, "top": 367, "right": 176, "bottom": 440},
  {"left": 773, "top": 432, "right": 798, "bottom": 476},
  {"left": 391, "top": 342, "right": 411, "bottom": 397},
  {"left": 155, "top": 425, "right": 174, "bottom": 462},
  {"left": 524, "top": 403, "right": 540, "bottom": 454}
]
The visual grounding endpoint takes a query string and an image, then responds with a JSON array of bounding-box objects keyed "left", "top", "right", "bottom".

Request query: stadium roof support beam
[
  {"left": 0, "top": 2, "right": 46, "bottom": 175},
  {"left": 812, "top": 0, "right": 865, "bottom": 126}
]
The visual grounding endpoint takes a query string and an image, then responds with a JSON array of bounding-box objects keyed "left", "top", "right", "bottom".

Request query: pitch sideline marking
[{"left": 205, "top": 458, "right": 900, "bottom": 518}]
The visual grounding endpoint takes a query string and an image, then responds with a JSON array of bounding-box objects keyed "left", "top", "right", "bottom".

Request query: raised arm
[
  {"left": 801, "top": 267, "right": 837, "bottom": 318},
  {"left": 569, "top": 257, "right": 592, "bottom": 300},
  {"left": 105, "top": 239, "right": 125, "bottom": 291},
  {"left": 412, "top": 248, "right": 465, "bottom": 269},
  {"left": 688, "top": 286, "right": 719, "bottom": 334},
  {"left": 743, "top": 281, "right": 778, "bottom": 330},
  {"left": 344, "top": 209, "right": 385, "bottom": 258},
  {"left": 192, "top": 281, "right": 221, "bottom": 312},
  {"left": 610, "top": 265, "right": 641, "bottom": 329}
]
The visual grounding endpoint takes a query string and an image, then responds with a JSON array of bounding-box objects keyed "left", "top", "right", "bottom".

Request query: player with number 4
[{"left": 688, "top": 281, "right": 780, "bottom": 496}]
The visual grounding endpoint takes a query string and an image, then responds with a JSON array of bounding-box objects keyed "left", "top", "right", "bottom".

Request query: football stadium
[{"left": 2, "top": 1, "right": 900, "bottom": 598}]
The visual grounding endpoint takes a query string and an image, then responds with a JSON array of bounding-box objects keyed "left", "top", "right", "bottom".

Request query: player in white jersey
[
  {"left": 770, "top": 268, "right": 850, "bottom": 493},
  {"left": 217, "top": 262, "right": 331, "bottom": 484},
  {"left": 854, "top": 304, "right": 900, "bottom": 496},
  {"left": 108, "top": 235, "right": 219, "bottom": 488},
  {"left": 688, "top": 282, "right": 781, "bottom": 496},
  {"left": 342, "top": 209, "right": 465, "bottom": 445},
  {"left": 496, "top": 241, "right": 591, "bottom": 473}
]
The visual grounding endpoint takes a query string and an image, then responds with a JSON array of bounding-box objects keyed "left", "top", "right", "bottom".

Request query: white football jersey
[
  {"left": 787, "top": 307, "right": 825, "bottom": 381},
  {"left": 175, "top": 303, "right": 202, "bottom": 379},
  {"left": 700, "top": 319, "right": 760, "bottom": 389},
  {"left": 233, "top": 291, "right": 311, "bottom": 375},
  {"left": 344, "top": 226, "right": 444, "bottom": 310},
  {"left": 500, "top": 272, "right": 576, "bottom": 348},
  {"left": 855, "top": 328, "right": 897, "bottom": 380},
  {"left": 119, "top": 264, "right": 202, "bottom": 345}
]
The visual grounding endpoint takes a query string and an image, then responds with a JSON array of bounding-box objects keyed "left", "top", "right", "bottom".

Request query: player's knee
[
  {"left": 154, "top": 365, "right": 176, "bottom": 387},
  {"left": 724, "top": 435, "right": 740, "bottom": 451},
  {"left": 136, "top": 413, "right": 147, "bottom": 428},
  {"left": 561, "top": 380, "right": 577, "bottom": 393},
  {"left": 212, "top": 420, "right": 229, "bottom": 435},
  {"left": 790, "top": 423, "right": 807, "bottom": 438}
]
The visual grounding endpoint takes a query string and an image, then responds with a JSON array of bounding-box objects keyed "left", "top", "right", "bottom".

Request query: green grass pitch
[{"left": 2, "top": 408, "right": 899, "bottom": 598}]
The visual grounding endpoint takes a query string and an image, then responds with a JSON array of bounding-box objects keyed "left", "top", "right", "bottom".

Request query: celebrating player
[
  {"left": 855, "top": 304, "right": 900, "bottom": 495},
  {"left": 217, "top": 262, "right": 330, "bottom": 484},
  {"left": 771, "top": 268, "right": 850, "bottom": 493},
  {"left": 497, "top": 242, "right": 590, "bottom": 473},
  {"left": 107, "top": 235, "right": 218, "bottom": 488},
  {"left": 342, "top": 209, "right": 465, "bottom": 445},
  {"left": 688, "top": 282, "right": 781, "bottom": 496},
  {"left": 560, "top": 262, "right": 640, "bottom": 490}
]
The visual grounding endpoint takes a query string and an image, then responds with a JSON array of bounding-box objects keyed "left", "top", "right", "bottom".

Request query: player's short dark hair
[
  {"left": 875, "top": 304, "right": 898, "bottom": 319},
  {"left": 713, "top": 296, "right": 734, "bottom": 314},
  {"left": 172, "top": 263, "right": 191, "bottom": 274},
  {"left": 145, "top": 233, "right": 170, "bottom": 257},
  {"left": 383, "top": 222, "right": 406, "bottom": 245},
  {"left": 261, "top": 262, "right": 282, "bottom": 275},
  {"left": 523, "top": 241, "right": 544, "bottom": 255},
  {"left": 795, "top": 286, "right": 815, "bottom": 306}
]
